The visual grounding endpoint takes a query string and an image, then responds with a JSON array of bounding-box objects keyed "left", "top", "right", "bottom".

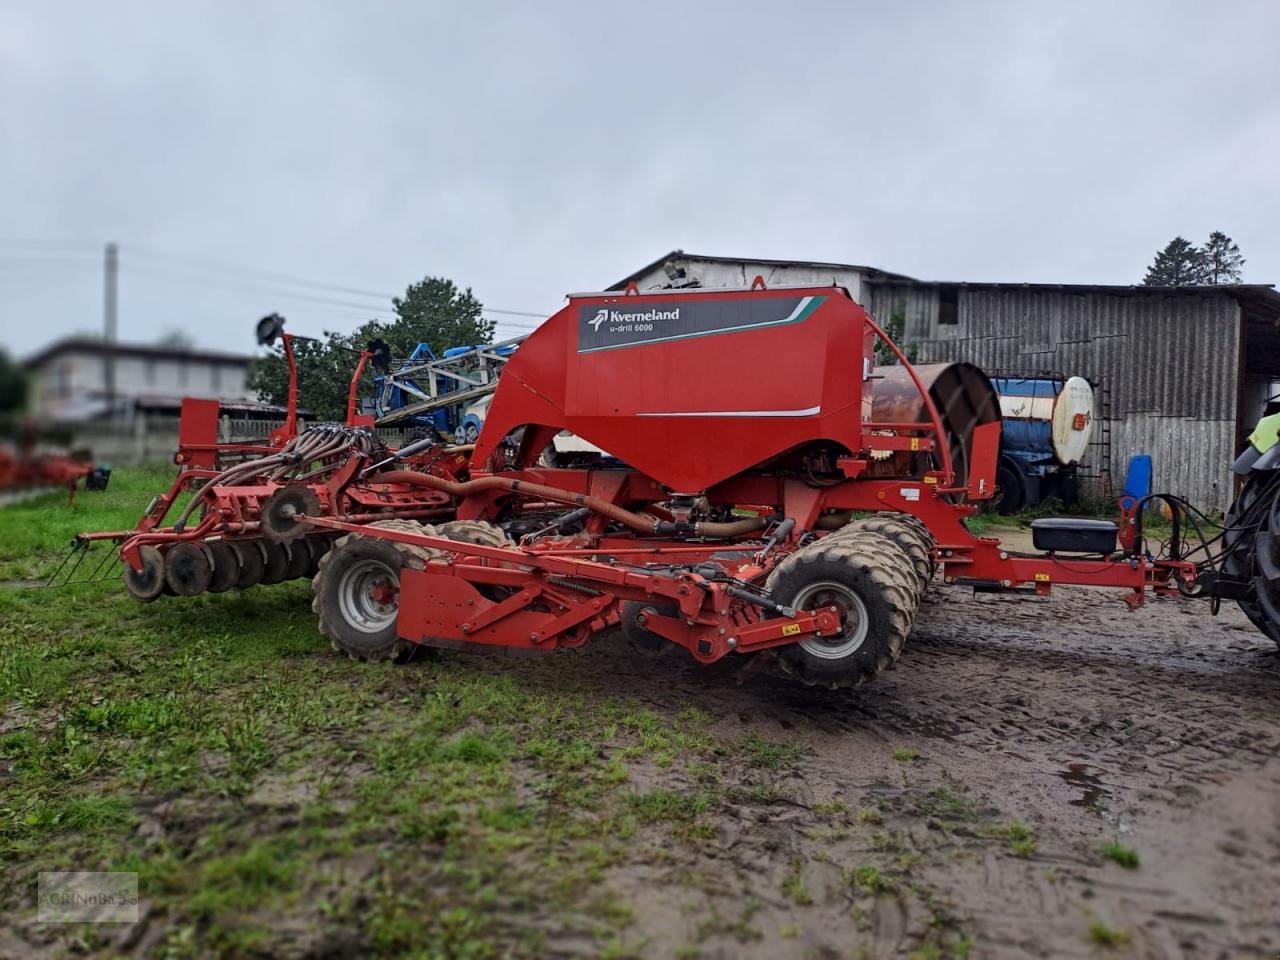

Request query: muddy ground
[{"left": 547, "top": 582, "right": 1280, "bottom": 958}]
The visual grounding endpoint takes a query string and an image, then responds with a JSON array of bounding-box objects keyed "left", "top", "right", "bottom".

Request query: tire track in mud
[{"left": 541, "top": 583, "right": 1280, "bottom": 957}]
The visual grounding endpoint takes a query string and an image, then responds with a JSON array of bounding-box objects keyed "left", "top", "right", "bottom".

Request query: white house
[{"left": 24, "top": 337, "right": 254, "bottom": 422}]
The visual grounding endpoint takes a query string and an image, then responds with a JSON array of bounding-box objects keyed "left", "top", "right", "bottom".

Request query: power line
[
  {"left": 126, "top": 246, "right": 550, "bottom": 317},
  {"left": 0, "top": 237, "right": 553, "bottom": 322}
]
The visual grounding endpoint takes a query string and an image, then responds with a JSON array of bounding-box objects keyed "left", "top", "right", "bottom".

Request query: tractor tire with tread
[
  {"left": 312, "top": 520, "right": 444, "bottom": 662},
  {"left": 766, "top": 536, "right": 914, "bottom": 688},
  {"left": 312, "top": 519, "right": 514, "bottom": 663},
  {"left": 831, "top": 516, "right": 933, "bottom": 594},
  {"left": 817, "top": 529, "right": 922, "bottom": 613}
]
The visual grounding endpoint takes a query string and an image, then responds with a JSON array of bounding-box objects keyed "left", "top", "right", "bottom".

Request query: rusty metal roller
[{"left": 869, "top": 363, "right": 1001, "bottom": 496}]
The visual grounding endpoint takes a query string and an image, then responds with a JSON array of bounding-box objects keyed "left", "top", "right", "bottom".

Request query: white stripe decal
[{"left": 636, "top": 405, "right": 822, "bottom": 418}]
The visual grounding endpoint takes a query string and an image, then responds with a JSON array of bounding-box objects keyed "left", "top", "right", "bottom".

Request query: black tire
[
  {"left": 831, "top": 516, "right": 932, "bottom": 595},
  {"left": 311, "top": 519, "right": 512, "bottom": 662},
  {"left": 1223, "top": 470, "right": 1280, "bottom": 647},
  {"left": 312, "top": 519, "right": 444, "bottom": 662},
  {"left": 995, "top": 459, "right": 1026, "bottom": 515},
  {"left": 620, "top": 599, "right": 677, "bottom": 653},
  {"left": 765, "top": 539, "right": 913, "bottom": 688},
  {"left": 434, "top": 520, "right": 509, "bottom": 548},
  {"left": 1060, "top": 472, "right": 1080, "bottom": 507}
]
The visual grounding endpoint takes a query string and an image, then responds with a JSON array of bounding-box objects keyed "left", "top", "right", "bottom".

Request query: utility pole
[{"left": 103, "top": 241, "right": 118, "bottom": 413}]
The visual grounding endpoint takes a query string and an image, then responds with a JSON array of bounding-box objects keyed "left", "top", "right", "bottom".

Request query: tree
[
  {"left": 1142, "top": 237, "right": 1206, "bottom": 286},
  {"left": 1201, "top": 230, "right": 1245, "bottom": 285},
  {"left": 0, "top": 350, "right": 27, "bottom": 412},
  {"left": 247, "top": 276, "right": 494, "bottom": 421},
  {"left": 873, "top": 303, "right": 918, "bottom": 366}
]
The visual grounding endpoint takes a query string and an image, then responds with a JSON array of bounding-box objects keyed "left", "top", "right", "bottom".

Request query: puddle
[{"left": 1057, "top": 762, "right": 1113, "bottom": 812}]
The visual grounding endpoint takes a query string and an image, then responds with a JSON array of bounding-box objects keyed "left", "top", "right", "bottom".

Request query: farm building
[{"left": 613, "top": 252, "right": 1280, "bottom": 512}]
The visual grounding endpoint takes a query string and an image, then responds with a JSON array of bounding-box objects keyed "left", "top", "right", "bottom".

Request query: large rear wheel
[{"left": 1222, "top": 470, "right": 1280, "bottom": 647}]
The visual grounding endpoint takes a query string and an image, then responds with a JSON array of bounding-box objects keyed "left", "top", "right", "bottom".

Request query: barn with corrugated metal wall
[
  {"left": 611, "top": 253, "right": 1280, "bottom": 514},
  {"left": 867, "top": 281, "right": 1280, "bottom": 512}
]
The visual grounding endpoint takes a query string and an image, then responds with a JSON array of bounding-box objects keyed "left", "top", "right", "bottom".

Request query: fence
[{"left": 51, "top": 413, "right": 422, "bottom": 465}]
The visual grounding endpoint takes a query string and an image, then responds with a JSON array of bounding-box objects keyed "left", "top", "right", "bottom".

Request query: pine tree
[
  {"left": 1142, "top": 237, "right": 1206, "bottom": 287},
  {"left": 1200, "top": 231, "right": 1245, "bottom": 285}
]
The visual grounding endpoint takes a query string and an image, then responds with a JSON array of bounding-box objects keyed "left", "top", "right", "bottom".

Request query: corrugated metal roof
[{"left": 608, "top": 250, "right": 918, "bottom": 290}]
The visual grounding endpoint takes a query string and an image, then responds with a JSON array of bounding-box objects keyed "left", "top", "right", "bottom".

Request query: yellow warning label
[
  {"left": 923, "top": 476, "right": 938, "bottom": 485},
  {"left": 1034, "top": 572, "right": 1050, "bottom": 582},
  {"left": 781, "top": 623, "right": 801, "bottom": 637},
  {"left": 910, "top": 437, "right": 920, "bottom": 451}
]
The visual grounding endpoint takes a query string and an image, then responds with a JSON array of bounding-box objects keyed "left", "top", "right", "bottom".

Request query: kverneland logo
[{"left": 589, "top": 306, "right": 680, "bottom": 331}]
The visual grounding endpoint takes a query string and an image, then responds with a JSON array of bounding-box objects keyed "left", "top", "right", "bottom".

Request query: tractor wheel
[
  {"left": 165, "top": 542, "right": 213, "bottom": 596},
  {"left": 620, "top": 599, "right": 677, "bottom": 654},
  {"left": 818, "top": 529, "right": 921, "bottom": 613},
  {"left": 124, "top": 545, "right": 166, "bottom": 603},
  {"left": 831, "top": 516, "right": 933, "bottom": 594},
  {"left": 311, "top": 520, "right": 444, "bottom": 662},
  {"left": 1222, "top": 470, "right": 1280, "bottom": 647},
  {"left": 434, "top": 520, "right": 510, "bottom": 548},
  {"left": 205, "top": 540, "right": 240, "bottom": 594},
  {"left": 995, "top": 459, "right": 1026, "bottom": 515},
  {"left": 766, "top": 538, "right": 914, "bottom": 688}
]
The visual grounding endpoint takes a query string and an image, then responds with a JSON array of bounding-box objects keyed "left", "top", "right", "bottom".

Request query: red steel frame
[
  {"left": 290, "top": 281, "right": 1199, "bottom": 661},
  {"left": 82, "top": 335, "right": 450, "bottom": 573}
]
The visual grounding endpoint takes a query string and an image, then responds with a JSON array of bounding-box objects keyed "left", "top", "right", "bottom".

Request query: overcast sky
[{"left": 2, "top": 1, "right": 1278, "bottom": 358}]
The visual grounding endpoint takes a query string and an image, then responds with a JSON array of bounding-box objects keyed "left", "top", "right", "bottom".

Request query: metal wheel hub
[
  {"left": 337, "top": 558, "right": 400, "bottom": 633},
  {"left": 791, "top": 580, "right": 869, "bottom": 660}
]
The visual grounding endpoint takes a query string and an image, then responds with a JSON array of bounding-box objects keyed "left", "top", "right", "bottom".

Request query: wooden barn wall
[{"left": 867, "top": 287, "right": 1241, "bottom": 511}]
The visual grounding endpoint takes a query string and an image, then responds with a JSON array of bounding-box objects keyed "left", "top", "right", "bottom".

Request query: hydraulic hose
[{"left": 374, "top": 470, "right": 768, "bottom": 539}]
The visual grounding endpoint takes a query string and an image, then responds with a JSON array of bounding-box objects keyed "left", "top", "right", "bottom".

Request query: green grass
[
  {"left": 1086, "top": 921, "right": 1131, "bottom": 948},
  {"left": 0, "top": 465, "right": 178, "bottom": 580},
  {"left": 1099, "top": 840, "right": 1140, "bottom": 869},
  {"left": 1004, "top": 821, "right": 1036, "bottom": 858},
  {"left": 0, "top": 468, "right": 982, "bottom": 956},
  {"left": 780, "top": 859, "right": 813, "bottom": 905},
  {"left": 848, "top": 865, "right": 896, "bottom": 895},
  {"left": 0, "top": 468, "right": 805, "bottom": 955},
  {"left": 892, "top": 747, "right": 919, "bottom": 763}
]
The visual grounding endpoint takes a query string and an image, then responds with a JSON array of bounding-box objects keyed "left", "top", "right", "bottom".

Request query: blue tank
[{"left": 991, "top": 376, "right": 1094, "bottom": 468}]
